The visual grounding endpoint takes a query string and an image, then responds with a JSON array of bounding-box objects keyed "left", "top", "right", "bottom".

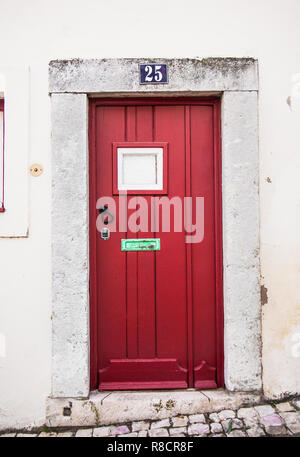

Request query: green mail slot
[{"left": 121, "top": 238, "right": 160, "bottom": 251}]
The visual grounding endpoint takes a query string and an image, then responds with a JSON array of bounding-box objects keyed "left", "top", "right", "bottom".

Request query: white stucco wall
[{"left": 0, "top": 0, "right": 299, "bottom": 429}]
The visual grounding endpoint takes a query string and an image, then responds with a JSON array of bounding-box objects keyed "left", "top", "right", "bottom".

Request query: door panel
[
  {"left": 96, "top": 106, "right": 127, "bottom": 370},
  {"left": 154, "top": 106, "right": 187, "bottom": 368},
  {"left": 89, "top": 98, "right": 223, "bottom": 390},
  {"left": 190, "top": 105, "right": 218, "bottom": 388}
]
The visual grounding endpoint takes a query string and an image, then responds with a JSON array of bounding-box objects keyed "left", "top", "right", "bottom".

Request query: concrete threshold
[{"left": 46, "top": 389, "right": 262, "bottom": 428}]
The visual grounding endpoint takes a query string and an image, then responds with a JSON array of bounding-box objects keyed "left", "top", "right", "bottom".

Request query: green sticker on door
[{"left": 121, "top": 238, "right": 160, "bottom": 251}]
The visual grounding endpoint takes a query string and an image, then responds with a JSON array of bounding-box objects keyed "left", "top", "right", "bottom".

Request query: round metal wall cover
[{"left": 30, "top": 164, "right": 43, "bottom": 177}]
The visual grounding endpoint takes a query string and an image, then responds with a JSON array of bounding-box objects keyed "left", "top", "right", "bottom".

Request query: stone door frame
[{"left": 49, "top": 58, "right": 261, "bottom": 398}]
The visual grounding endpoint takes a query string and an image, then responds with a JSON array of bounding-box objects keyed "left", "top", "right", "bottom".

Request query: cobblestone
[
  {"left": 189, "top": 414, "right": 206, "bottom": 423},
  {"left": 1, "top": 397, "right": 300, "bottom": 438},
  {"left": 218, "top": 410, "right": 236, "bottom": 421},
  {"left": 237, "top": 407, "right": 258, "bottom": 420},
  {"left": 75, "top": 429, "right": 93, "bottom": 437},
  {"left": 222, "top": 418, "right": 244, "bottom": 432},
  {"left": 119, "top": 432, "right": 138, "bottom": 437},
  {"left": 149, "top": 428, "right": 169, "bottom": 437},
  {"left": 16, "top": 433, "right": 37, "bottom": 437},
  {"left": 114, "top": 425, "right": 130, "bottom": 435},
  {"left": 287, "top": 423, "right": 300, "bottom": 434},
  {"left": 260, "top": 413, "right": 283, "bottom": 426},
  {"left": 57, "top": 431, "right": 74, "bottom": 437},
  {"left": 237, "top": 407, "right": 259, "bottom": 427},
  {"left": 255, "top": 405, "right": 275, "bottom": 416},
  {"left": 171, "top": 416, "right": 188, "bottom": 427},
  {"left": 188, "top": 423, "right": 210, "bottom": 436},
  {"left": 280, "top": 411, "right": 300, "bottom": 425},
  {"left": 246, "top": 426, "right": 265, "bottom": 437},
  {"left": 169, "top": 427, "right": 187, "bottom": 436},
  {"left": 227, "top": 430, "right": 247, "bottom": 437},
  {"left": 132, "top": 421, "right": 150, "bottom": 432},
  {"left": 265, "top": 425, "right": 287, "bottom": 436},
  {"left": 93, "top": 426, "right": 114, "bottom": 437},
  {"left": 293, "top": 400, "right": 300, "bottom": 409},
  {"left": 209, "top": 413, "right": 220, "bottom": 423},
  {"left": 276, "top": 402, "right": 295, "bottom": 413},
  {"left": 210, "top": 423, "right": 223, "bottom": 434},
  {"left": 150, "top": 419, "right": 170, "bottom": 429}
]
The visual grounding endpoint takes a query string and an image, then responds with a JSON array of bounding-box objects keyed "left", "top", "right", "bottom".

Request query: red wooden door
[{"left": 89, "top": 98, "right": 223, "bottom": 390}]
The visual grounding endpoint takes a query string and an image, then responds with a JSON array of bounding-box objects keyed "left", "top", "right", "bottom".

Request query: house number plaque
[{"left": 139, "top": 64, "right": 168, "bottom": 84}]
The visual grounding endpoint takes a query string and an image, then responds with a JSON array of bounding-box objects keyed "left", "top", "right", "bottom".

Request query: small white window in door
[
  {"left": 118, "top": 147, "right": 163, "bottom": 191},
  {"left": 113, "top": 142, "right": 168, "bottom": 195}
]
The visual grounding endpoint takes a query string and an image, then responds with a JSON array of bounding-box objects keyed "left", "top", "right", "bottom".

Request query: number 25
[{"left": 145, "top": 65, "right": 163, "bottom": 82}]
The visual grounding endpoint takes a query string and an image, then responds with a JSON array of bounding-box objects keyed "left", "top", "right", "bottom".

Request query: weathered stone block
[
  {"left": 16, "top": 433, "right": 37, "bottom": 437},
  {"left": 49, "top": 58, "right": 259, "bottom": 94},
  {"left": 292, "top": 400, "right": 300, "bottom": 409},
  {"left": 254, "top": 405, "right": 274, "bottom": 417},
  {"left": 75, "top": 429, "right": 93, "bottom": 437},
  {"left": 209, "top": 413, "right": 220, "bottom": 423},
  {"left": 227, "top": 430, "right": 246, "bottom": 437},
  {"left": 218, "top": 410, "right": 235, "bottom": 421},
  {"left": 57, "top": 431, "right": 74, "bottom": 437},
  {"left": 287, "top": 423, "right": 300, "bottom": 434},
  {"left": 264, "top": 425, "right": 287, "bottom": 436},
  {"left": 93, "top": 426, "right": 115, "bottom": 437},
  {"left": 276, "top": 402, "right": 295, "bottom": 413},
  {"left": 151, "top": 419, "right": 170, "bottom": 429},
  {"left": 246, "top": 426, "right": 265, "bottom": 437},
  {"left": 119, "top": 432, "right": 138, "bottom": 437},
  {"left": 237, "top": 407, "right": 258, "bottom": 420},
  {"left": 149, "top": 428, "right": 169, "bottom": 437},
  {"left": 169, "top": 427, "right": 187, "bottom": 436},
  {"left": 171, "top": 416, "right": 188, "bottom": 427},
  {"left": 132, "top": 421, "right": 150, "bottom": 432},
  {"left": 114, "top": 425, "right": 130, "bottom": 435},
  {"left": 210, "top": 423, "right": 223, "bottom": 434},
  {"left": 279, "top": 411, "right": 300, "bottom": 425},
  {"left": 189, "top": 414, "right": 206, "bottom": 423},
  {"left": 260, "top": 414, "right": 282, "bottom": 426},
  {"left": 188, "top": 424, "right": 210, "bottom": 436},
  {"left": 222, "top": 418, "right": 243, "bottom": 432}
]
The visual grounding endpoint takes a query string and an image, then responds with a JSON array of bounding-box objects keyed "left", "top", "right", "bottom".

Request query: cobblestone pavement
[{"left": 1, "top": 399, "right": 300, "bottom": 438}]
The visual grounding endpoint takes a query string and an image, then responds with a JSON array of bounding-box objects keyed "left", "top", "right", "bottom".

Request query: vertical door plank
[
  {"left": 126, "top": 107, "right": 139, "bottom": 358},
  {"left": 184, "top": 105, "right": 194, "bottom": 387},
  {"left": 154, "top": 105, "right": 188, "bottom": 372},
  {"left": 96, "top": 106, "right": 127, "bottom": 369},
  {"left": 190, "top": 105, "right": 217, "bottom": 376},
  {"left": 136, "top": 106, "right": 156, "bottom": 358}
]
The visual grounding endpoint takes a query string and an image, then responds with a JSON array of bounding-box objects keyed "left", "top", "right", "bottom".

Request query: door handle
[{"left": 98, "top": 205, "right": 114, "bottom": 225}]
